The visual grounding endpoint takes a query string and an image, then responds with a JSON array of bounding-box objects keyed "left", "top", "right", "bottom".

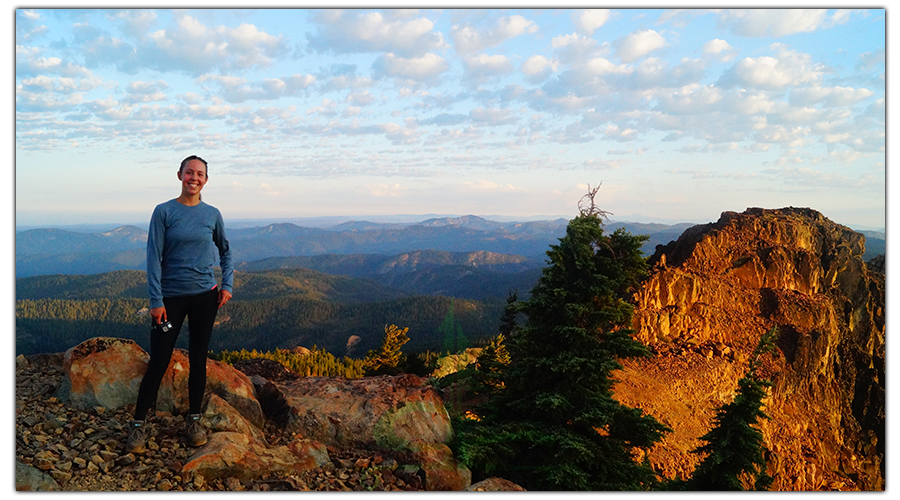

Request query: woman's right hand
[{"left": 150, "top": 306, "right": 167, "bottom": 326}]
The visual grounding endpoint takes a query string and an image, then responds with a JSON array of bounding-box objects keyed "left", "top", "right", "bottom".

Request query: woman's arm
[
  {"left": 147, "top": 204, "right": 167, "bottom": 317},
  {"left": 213, "top": 209, "right": 234, "bottom": 299}
]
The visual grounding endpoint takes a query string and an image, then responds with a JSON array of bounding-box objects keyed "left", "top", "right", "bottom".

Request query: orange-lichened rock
[
  {"left": 616, "top": 207, "right": 885, "bottom": 491},
  {"left": 54, "top": 337, "right": 149, "bottom": 411}
]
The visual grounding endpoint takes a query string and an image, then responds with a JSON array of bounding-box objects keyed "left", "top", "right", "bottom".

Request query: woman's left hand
[{"left": 218, "top": 289, "right": 232, "bottom": 308}]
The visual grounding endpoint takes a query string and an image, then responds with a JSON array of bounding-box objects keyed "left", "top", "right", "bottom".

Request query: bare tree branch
[{"left": 578, "top": 183, "right": 613, "bottom": 221}]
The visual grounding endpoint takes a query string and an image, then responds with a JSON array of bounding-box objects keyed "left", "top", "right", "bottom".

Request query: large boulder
[
  {"left": 15, "top": 461, "right": 60, "bottom": 491},
  {"left": 181, "top": 432, "right": 329, "bottom": 481},
  {"left": 406, "top": 440, "right": 471, "bottom": 491},
  {"left": 54, "top": 337, "right": 264, "bottom": 430},
  {"left": 267, "top": 373, "right": 452, "bottom": 450},
  {"left": 465, "top": 477, "right": 527, "bottom": 491},
  {"left": 157, "top": 349, "right": 264, "bottom": 428},
  {"left": 53, "top": 338, "right": 149, "bottom": 411}
]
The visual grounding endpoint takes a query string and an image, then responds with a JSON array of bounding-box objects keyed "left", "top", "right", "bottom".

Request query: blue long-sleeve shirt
[{"left": 147, "top": 199, "right": 234, "bottom": 309}]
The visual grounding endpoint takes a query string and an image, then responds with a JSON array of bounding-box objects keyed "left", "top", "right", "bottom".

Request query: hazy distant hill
[
  {"left": 15, "top": 215, "right": 885, "bottom": 278},
  {"left": 16, "top": 225, "right": 147, "bottom": 255},
  {"left": 236, "top": 250, "right": 543, "bottom": 301}
]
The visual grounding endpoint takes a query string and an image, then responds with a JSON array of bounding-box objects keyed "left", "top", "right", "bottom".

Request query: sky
[{"left": 13, "top": 5, "right": 887, "bottom": 230}]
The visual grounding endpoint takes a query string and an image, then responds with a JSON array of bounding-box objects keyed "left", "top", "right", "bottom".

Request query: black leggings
[{"left": 134, "top": 288, "right": 219, "bottom": 420}]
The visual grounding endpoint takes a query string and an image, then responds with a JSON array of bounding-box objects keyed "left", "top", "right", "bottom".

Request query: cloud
[
  {"left": 16, "top": 10, "right": 48, "bottom": 41},
  {"left": 573, "top": 9, "right": 610, "bottom": 35},
  {"left": 718, "top": 45, "right": 824, "bottom": 90},
  {"left": 460, "top": 180, "right": 521, "bottom": 192},
  {"left": 790, "top": 86, "right": 873, "bottom": 108},
  {"left": 307, "top": 9, "right": 446, "bottom": 57},
  {"left": 143, "top": 13, "right": 288, "bottom": 75},
  {"left": 655, "top": 84, "right": 723, "bottom": 115},
  {"left": 372, "top": 52, "right": 449, "bottom": 84},
  {"left": 463, "top": 53, "right": 514, "bottom": 84},
  {"left": 521, "top": 55, "right": 559, "bottom": 83},
  {"left": 107, "top": 9, "right": 158, "bottom": 39},
  {"left": 124, "top": 79, "right": 169, "bottom": 103},
  {"left": 196, "top": 73, "right": 317, "bottom": 103},
  {"left": 551, "top": 32, "right": 605, "bottom": 64},
  {"left": 469, "top": 107, "right": 519, "bottom": 126},
  {"left": 451, "top": 14, "right": 538, "bottom": 54},
  {"left": 614, "top": 28, "right": 666, "bottom": 63},
  {"left": 368, "top": 182, "right": 407, "bottom": 197},
  {"left": 584, "top": 158, "right": 628, "bottom": 170},
  {"left": 715, "top": 9, "right": 835, "bottom": 37},
  {"left": 702, "top": 38, "right": 737, "bottom": 63}
]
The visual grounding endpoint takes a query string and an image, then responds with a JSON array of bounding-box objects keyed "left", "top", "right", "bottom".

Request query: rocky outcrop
[
  {"left": 616, "top": 207, "right": 885, "bottom": 491},
  {"left": 53, "top": 337, "right": 264, "bottom": 429},
  {"left": 465, "top": 477, "right": 527, "bottom": 491},
  {"left": 23, "top": 337, "right": 469, "bottom": 491},
  {"left": 264, "top": 373, "right": 454, "bottom": 451}
]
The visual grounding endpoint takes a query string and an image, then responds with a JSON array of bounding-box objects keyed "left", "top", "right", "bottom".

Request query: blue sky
[{"left": 13, "top": 5, "right": 886, "bottom": 229}]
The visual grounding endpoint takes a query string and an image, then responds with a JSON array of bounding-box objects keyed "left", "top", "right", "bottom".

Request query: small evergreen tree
[
  {"left": 362, "top": 324, "right": 410, "bottom": 376},
  {"left": 474, "top": 333, "right": 511, "bottom": 393},
  {"left": 677, "top": 328, "right": 777, "bottom": 491},
  {"left": 453, "top": 185, "right": 670, "bottom": 490}
]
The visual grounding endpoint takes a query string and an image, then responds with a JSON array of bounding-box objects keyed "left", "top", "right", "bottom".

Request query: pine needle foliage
[
  {"left": 674, "top": 328, "right": 777, "bottom": 491},
  {"left": 453, "top": 205, "right": 670, "bottom": 491},
  {"left": 362, "top": 324, "right": 411, "bottom": 376},
  {"left": 214, "top": 346, "right": 364, "bottom": 378}
]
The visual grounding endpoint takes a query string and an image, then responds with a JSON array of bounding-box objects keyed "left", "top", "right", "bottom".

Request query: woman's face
[{"left": 177, "top": 159, "right": 208, "bottom": 197}]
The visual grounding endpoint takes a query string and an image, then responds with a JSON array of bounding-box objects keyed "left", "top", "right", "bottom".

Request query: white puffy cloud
[
  {"left": 451, "top": 14, "right": 538, "bottom": 54},
  {"left": 373, "top": 52, "right": 449, "bottom": 83},
  {"left": 614, "top": 29, "right": 666, "bottom": 63},
  {"left": 573, "top": 9, "right": 610, "bottom": 35},
  {"left": 718, "top": 45, "right": 824, "bottom": 90},
  {"left": 463, "top": 54, "right": 514, "bottom": 84},
  {"left": 551, "top": 32, "right": 605, "bottom": 64},
  {"left": 307, "top": 10, "right": 446, "bottom": 57},
  {"left": 144, "top": 14, "right": 288, "bottom": 75},
  {"left": 715, "top": 9, "right": 830, "bottom": 37},
  {"left": 702, "top": 38, "right": 736, "bottom": 63},
  {"left": 521, "top": 55, "right": 558, "bottom": 82},
  {"left": 655, "top": 84, "right": 723, "bottom": 115}
]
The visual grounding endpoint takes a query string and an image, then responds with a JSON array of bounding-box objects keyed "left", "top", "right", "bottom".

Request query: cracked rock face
[{"left": 615, "top": 207, "right": 885, "bottom": 491}]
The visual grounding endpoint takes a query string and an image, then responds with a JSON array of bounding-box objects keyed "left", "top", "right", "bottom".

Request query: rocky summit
[
  {"left": 615, "top": 207, "right": 885, "bottom": 490},
  {"left": 15, "top": 339, "right": 510, "bottom": 492}
]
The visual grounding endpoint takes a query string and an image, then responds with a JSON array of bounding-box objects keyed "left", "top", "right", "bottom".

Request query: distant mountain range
[{"left": 15, "top": 214, "right": 885, "bottom": 279}]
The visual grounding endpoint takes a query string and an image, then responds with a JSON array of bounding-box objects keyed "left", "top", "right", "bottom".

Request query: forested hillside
[{"left": 15, "top": 267, "right": 507, "bottom": 357}]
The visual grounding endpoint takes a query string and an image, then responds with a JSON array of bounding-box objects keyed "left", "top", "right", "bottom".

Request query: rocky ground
[{"left": 15, "top": 354, "right": 427, "bottom": 492}]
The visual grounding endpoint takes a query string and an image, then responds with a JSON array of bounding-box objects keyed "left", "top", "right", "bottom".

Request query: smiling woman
[{"left": 125, "top": 154, "right": 235, "bottom": 454}]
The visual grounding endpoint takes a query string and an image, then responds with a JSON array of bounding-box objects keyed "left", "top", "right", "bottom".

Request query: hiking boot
[
  {"left": 125, "top": 420, "right": 147, "bottom": 454},
  {"left": 185, "top": 413, "right": 207, "bottom": 447}
]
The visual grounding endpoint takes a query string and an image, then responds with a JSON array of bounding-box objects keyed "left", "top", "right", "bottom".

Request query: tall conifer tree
[{"left": 454, "top": 186, "right": 670, "bottom": 490}]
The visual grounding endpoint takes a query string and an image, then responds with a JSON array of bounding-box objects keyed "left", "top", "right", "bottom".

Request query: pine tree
[
  {"left": 678, "top": 328, "right": 777, "bottom": 491},
  {"left": 474, "top": 333, "right": 511, "bottom": 393},
  {"left": 453, "top": 186, "right": 670, "bottom": 490},
  {"left": 362, "top": 324, "right": 411, "bottom": 376}
]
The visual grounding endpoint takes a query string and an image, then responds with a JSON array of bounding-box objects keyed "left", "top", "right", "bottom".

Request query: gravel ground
[{"left": 15, "top": 354, "right": 426, "bottom": 492}]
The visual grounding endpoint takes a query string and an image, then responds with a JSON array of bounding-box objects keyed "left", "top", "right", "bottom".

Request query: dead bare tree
[{"left": 578, "top": 183, "right": 613, "bottom": 221}]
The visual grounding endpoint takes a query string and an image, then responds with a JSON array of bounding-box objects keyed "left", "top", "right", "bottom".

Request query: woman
[{"left": 126, "top": 155, "right": 234, "bottom": 453}]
